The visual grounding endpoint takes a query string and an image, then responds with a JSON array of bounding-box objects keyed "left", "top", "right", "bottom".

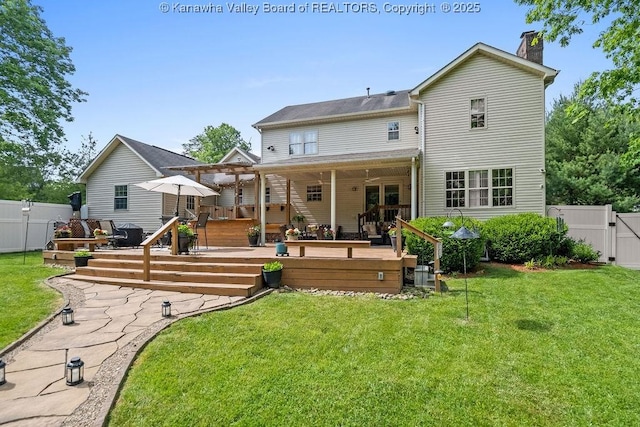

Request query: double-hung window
[
  {"left": 114, "top": 185, "right": 128, "bottom": 210},
  {"left": 289, "top": 130, "right": 318, "bottom": 155},
  {"left": 445, "top": 171, "right": 466, "bottom": 208},
  {"left": 445, "top": 168, "right": 513, "bottom": 208},
  {"left": 470, "top": 98, "right": 486, "bottom": 128},
  {"left": 186, "top": 195, "right": 195, "bottom": 210},
  {"left": 306, "top": 185, "right": 322, "bottom": 202},
  {"left": 492, "top": 168, "right": 513, "bottom": 206},
  {"left": 388, "top": 121, "right": 399, "bottom": 140},
  {"left": 265, "top": 187, "right": 271, "bottom": 204}
]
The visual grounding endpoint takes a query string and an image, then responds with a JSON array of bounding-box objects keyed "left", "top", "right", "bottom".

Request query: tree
[
  {"left": 0, "top": 0, "right": 86, "bottom": 200},
  {"left": 183, "top": 123, "right": 251, "bottom": 163},
  {"left": 516, "top": 0, "right": 640, "bottom": 116},
  {"left": 545, "top": 86, "right": 640, "bottom": 211}
]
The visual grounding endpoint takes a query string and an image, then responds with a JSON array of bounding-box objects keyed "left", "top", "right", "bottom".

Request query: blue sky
[{"left": 37, "top": 0, "right": 612, "bottom": 156}]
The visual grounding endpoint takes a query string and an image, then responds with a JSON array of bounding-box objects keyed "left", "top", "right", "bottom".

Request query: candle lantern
[
  {"left": 61, "top": 307, "right": 74, "bottom": 325},
  {"left": 0, "top": 359, "right": 6, "bottom": 385},
  {"left": 66, "top": 356, "right": 84, "bottom": 386},
  {"left": 161, "top": 300, "right": 171, "bottom": 317}
]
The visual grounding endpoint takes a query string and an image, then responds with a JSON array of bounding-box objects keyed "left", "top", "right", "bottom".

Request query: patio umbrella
[{"left": 135, "top": 175, "right": 219, "bottom": 217}]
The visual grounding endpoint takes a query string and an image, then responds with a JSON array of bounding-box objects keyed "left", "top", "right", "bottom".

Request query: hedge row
[{"left": 405, "top": 212, "right": 579, "bottom": 272}]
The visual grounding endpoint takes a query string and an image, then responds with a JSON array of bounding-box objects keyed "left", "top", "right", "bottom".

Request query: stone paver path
[{"left": 0, "top": 276, "right": 250, "bottom": 426}]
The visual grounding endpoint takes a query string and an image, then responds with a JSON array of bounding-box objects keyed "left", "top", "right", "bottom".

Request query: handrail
[
  {"left": 395, "top": 215, "right": 443, "bottom": 292},
  {"left": 140, "top": 216, "right": 180, "bottom": 281}
]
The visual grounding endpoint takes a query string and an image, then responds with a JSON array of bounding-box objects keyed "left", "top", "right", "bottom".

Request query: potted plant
[
  {"left": 323, "top": 227, "right": 334, "bottom": 240},
  {"left": 54, "top": 225, "right": 72, "bottom": 238},
  {"left": 285, "top": 227, "right": 300, "bottom": 241},
  {"left": 292, "top": 213, "right": 305, "bottom": 230},
  {"left": 73, "top": 249, "right": 92, "bottom": 267},
  {"left": 388, "top": 226, "right": 398, "bottom": 251},
  {"left": 262, "top": 260, "right": 283, "bottom": 288},
  {"left": 177, "top": 224, "right": 195, "bottom": 254},
  {"left": 247, "top": 225, "right": 260, "bottom": 247},
  {"left": 93, "top": 228, "right": 108, "bottom": 237}
]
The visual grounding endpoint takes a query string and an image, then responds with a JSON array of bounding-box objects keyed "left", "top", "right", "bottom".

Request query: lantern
[
  {"left": 61, "top": 307, "right": 74, "bottom": 325},
  {"left": 161, "top": 300, "right": 171, "bottom": 317},
  {"left": 66, "top": 357, "right": 84, "bottom": 386},
  {"left": 0, "top": 359, "right": 6, "bottom": 385}
]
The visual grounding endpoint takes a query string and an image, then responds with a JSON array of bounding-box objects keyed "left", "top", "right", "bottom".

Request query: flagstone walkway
[{"left": 0, "top": 275, "right": 262, "bottom": 426}]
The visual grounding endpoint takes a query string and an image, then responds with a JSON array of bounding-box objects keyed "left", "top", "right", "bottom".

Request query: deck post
[{"left": 286, "top": 179, "right": 291, "bottom": 225}]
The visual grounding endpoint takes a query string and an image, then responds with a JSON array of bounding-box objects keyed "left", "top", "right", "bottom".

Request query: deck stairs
[{"left": 64, "top": 252, "right": 266, "bottom": 297}]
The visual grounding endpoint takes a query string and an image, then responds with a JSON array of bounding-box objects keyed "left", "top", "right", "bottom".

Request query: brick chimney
[{"left": 517, "top": 31, "right": 543, "bottom": 64}]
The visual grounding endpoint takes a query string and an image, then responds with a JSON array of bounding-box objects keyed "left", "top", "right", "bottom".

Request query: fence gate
[{"left": 615, "top": 213, "right": 640, "bottom": 269}]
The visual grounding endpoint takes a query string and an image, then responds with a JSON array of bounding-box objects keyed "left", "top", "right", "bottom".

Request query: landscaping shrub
[
  {"left": 404, "top": 216, "right": 485, "bottom": 273},
  {"left": 571, "top": 239, "right": 601, "bottom": 263},
  {"left": 483, "top": 213, "right": 569, "bottom": 264}
]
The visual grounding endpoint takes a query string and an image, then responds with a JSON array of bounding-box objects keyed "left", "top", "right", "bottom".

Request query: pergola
[{"left": 167, "top": 162, "right": 259, "bottom": 219}]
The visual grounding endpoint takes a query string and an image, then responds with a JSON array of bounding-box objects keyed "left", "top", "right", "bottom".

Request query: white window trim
[
  {"left": 289, "top": 130, "right": 318, "bottom": 156},
  {"left": 306, "top": 184, "right": 323, "bottom": 202},
  {"left": 470, "top": 96, "right": 487, "bottom": 130},
  {"left": 444, "top": 167, "right": 515, "bottom": 209},
  {"left": 114, "top": 184, "right": 128, "bottom": 211},
  {"left": 387, "top": 121, "right": 400, "bottom": 141}
]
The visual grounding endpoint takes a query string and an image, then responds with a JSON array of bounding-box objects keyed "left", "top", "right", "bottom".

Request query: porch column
[
  {"left": 234, "top": 174, "right": 240, "bottom": 219},
  {"left": 260, "top": 172, "right": 266, "bottom": 245},
  {"left": 411, "top": 157, "right": 418, "bottom": 220},
  {"left": 331, "top": 169, "right": 336, "bottom": 239}
]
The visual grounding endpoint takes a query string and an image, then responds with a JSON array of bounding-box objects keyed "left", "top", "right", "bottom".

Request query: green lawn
[
  {"left": 0, "top": 252, "right": 65, "bottom": 350},
  {"left": 108, "top": 264, "right": 640, "bottom": 426}
]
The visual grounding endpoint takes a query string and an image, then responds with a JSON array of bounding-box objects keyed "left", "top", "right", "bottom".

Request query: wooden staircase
[{"left": 65, "top": 253, "right": 264, "bottom": 297}]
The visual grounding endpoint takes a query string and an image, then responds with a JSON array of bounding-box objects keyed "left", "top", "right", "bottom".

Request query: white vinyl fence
[
  {"left": 0, "top": 200, "right": 72, "bottom": 254},
  {"left": 547, "top": 205, "right": 640, "bottom": 269}
]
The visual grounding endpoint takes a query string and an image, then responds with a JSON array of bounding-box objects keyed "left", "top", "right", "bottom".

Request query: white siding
[
  {"left": 86, "top": 143, "right": 163, "bottom": 233},
  {"left": 260, "top": 114, "right": 419, "bottom": 162},
  {"left": 420, "top": 53, "right": 546, "bottom": 219}
]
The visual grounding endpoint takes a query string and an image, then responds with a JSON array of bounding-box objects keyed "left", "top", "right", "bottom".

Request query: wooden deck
[{"left": 43, "top": 244, "right": 417, "bottom": 295}]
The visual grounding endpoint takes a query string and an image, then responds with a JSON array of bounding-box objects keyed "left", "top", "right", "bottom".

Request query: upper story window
[
  {"left": 186, "top": 195, "right": 195, "bottom": 210},
  {"left": 265, "top": 187, "right": 271, "bottom": 203},
  {"left": 114, "top": 185, "right": 128, "bottom": 210},
  {"left": 237, "top": 188, "right": 243, "bottom": 205},
  {"left": 306, "top": 184, "right": 322, "bottom": 202},
  {"left": 470, "top": 98, "right": 486, "bottom": 128},
  {"left": 388, "top": 121, "right": 399, "bottom": 140},
  {"left": 289, "top": 130, "right": 318, "bottom": 155}
]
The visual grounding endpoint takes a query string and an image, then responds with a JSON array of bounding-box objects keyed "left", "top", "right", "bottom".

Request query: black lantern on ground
[
  {"left": 162, "top": 300, "right": 171, "bottom": 317},
  {"left": 66, "top": 357, "right": 84, "bottom": 386},
  {"left": 0, "top": 359, "right": 6, "bottom": 385},
  {"left": 61, "top": 307, "right": 74, "bottom": 325},
  {"left": 444, "top": 208, "right": 479, "bottom": 321}
]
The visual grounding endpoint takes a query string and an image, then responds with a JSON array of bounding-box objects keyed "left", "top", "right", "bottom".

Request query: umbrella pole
[{"left": 175, "top": 185, "right": 181, "bottom": 217}]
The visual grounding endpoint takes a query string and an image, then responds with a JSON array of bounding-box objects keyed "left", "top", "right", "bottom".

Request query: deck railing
[
  {"left": 395, "top": 215, "right": 443, "bottom": 292},
  {"left": 140, "top": 216, "right": 179, "bottom": 281}
]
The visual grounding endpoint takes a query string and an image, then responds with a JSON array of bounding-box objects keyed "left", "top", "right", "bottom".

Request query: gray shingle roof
[
  {"left": 253, "top": 90, "right": 412, "bottom": 128},
  {"left": 116, "top": 134, "right": 204, "bottom": 175}
]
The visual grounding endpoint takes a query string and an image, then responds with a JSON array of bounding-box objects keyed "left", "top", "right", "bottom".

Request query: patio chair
[
  {"left": 194, "top": 212, "right": 210, "bottom": 249},
  {"left": 99, "top": 220, "right": 128, "bottom": 248}
]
